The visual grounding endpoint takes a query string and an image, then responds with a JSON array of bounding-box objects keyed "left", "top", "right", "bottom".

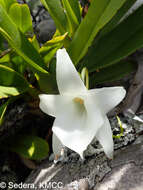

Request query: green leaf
[
  {"left": 100, "top": 0, "right": 138, "bottom": 37},
  {"left": 89, "top": 61, "right": 137, "bottom": 88},
  {"left": 18, "top": 33, "right": 48, "bottom": 73},
  {"left": 9, "top": 3, "right": 33, "bottom": 33},
  {"left": 0, "top": 99, "right": 9, "bottom": 125},
  {"left": 66, "top": 0, "right": 81, "bottom": 23},
  {"left": 0, "top": 4, "right": 46, "bottom": 71},
  {"left": 82, "top": 5, "right": 143, "bottom": 72},
  {"left": 0, "top": 96, "right": 19, "bottom": 125},
  {"left": 62, "top": 0, "right": 80, "bottom": 35},
  {"left": 0, "top": 64, "right": 29, "bottom": 88},
  {"left": 43, "top": 44, "right": 62, "bottom": 64},
  {"left": 44, "top": 32, "right": 68, "bottom": 46},
  {"left": 29, "top": 35, "right": 40, "bottom": 51},
  {"left": 0, "top": 6, "right": 45, "bottom": 72},
  {"left": 10, "top": 135, "right": 49, "bottom": 160},
  {"left": 0, "top": 65, "right": 30, "bottom": 98},
  {"left": 0, "top": 54, "right": 10, "bottom": 63},
  {"left": 41, "top": 0, "right": 68, "bottom": 34},
  {"left": 0, "top": 64, "right": 31, "bottom": 104},
  {"left": 0, "top": 0, "right": 16, "bottom": 12},
  {"left": 0, "top": 5, "right": 21, "bottom": 47},
  {"left": 40, "top": 40, "right": 63, "bottom": 65},
  {"left": 68, "top": 0, "right": 127, "bottom": 64},
  {"left": 0, "top": 86, "right": 24, "bottom": 98},
  {"left": 11, "top": 55, "right": 27, "bottom": 74},
  {"left": 0, "top": 34, "right": 3, "bottom": 49},
  {"left": 0, "top": 5, "right": 57, "bottom": 93}
]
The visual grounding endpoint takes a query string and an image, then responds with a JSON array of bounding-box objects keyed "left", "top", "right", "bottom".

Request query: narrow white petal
[
  {"left": 52, "top": 133, "right": 63, "bottom": 156},
  {"left": 84, "top": 95, "right": 104, "bottom": 133},
  {"left": 56, "top": 48, "right": 87, "bottom": 95},
  {"left": 96, "top": 117, "right": 114, "bottom": 159},
  {"left": 88, "top": 87, "right": 126, "bottom": 114},
  {"left": 52, "top": 110, "right": 87, "bottom": 157},
  {"left": 52, "top": 99, "right": 104, "bottom": 158},
  {"left": 39, "top": 94, "right": 72, "bottom": 117}
]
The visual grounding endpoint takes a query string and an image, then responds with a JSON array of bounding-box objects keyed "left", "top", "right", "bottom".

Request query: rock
[
  {"left": 96, "top": 143, "right": 143, "bottom": 190},
  {"left": 23, "top": 153, "right": 110, "bottom": 190},
  {"left": 35, "top": 19, "right": 56, "bottom": 43},
  {"left": 23, "top": 141, "right": 143, "bottom": 190},
  {"left": 27, "top": 0, "right": 41, "bottom": 10}
]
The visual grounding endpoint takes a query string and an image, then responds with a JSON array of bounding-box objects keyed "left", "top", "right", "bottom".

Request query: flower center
[{"left": 73, "top": 97, "right": 84, "bottom": 105}]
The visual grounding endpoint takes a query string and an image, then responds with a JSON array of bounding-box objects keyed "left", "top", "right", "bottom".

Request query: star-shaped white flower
[{"left": 39, "top": 49, "right": 126, "bottom": 159}]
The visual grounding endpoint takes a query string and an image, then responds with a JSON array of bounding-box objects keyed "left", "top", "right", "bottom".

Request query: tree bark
[{"left": 24, "top": 139, "right": 143, "bottom": 190}]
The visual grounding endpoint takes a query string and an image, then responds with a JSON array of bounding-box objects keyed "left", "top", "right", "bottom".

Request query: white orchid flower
[{"left": 39, "top": 49, "right": 126, "bottom": 159}]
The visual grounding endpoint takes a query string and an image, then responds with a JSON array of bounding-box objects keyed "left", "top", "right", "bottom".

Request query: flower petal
[
  {"left": 96, "top": 116, "right": 113, "bottom": 159},
  {"left": 52, "top": 133, "right": 63, "bottom": 156},
  {"left": 52, "top": 99, "right": 104, "bottom": 158},
  {"left": 88, "top": 87, "right": 126, "bottom": 114},
  {"left": 56, "top": 48, "right": 87, "bottom": 95},
  {"left": 39, "top": 94, "right": 72, "bottom": 117}
]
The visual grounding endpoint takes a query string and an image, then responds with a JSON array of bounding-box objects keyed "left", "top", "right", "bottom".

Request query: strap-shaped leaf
[
  {"left": 0, "top": 5, "right": 46, "bottom": 72},
  {"left": 89, "top": 61, "right": 137, "bottom": 88},
  {"left": 82, "top": 5, "right": 143, "bottom": 72},
  {"left": 68, "top": 0, "right": 127, "bottom": 64},
  {"left": 100, "top": 0, "right": 138, "bottom": 37},
  {"left": 0, "top": 5, "right": 57, "bottom": 93},
  {"left": 0, "top": 99, "right": 9, "bottom": 125},
  {"left": 0, "top": 64, "right": 29, "bottom": 88},
  {"left": 29, "top": 35, "right": 40, "bottom": 51},
  {"left": 0, "top": 64, "right": 30, "bottom": 99},
  {"left": 9, "top": 3, "right": 33, "bottom": 33},
  {"left": 62, "top": 0, "right": 80, "bottom": 35},
  {"left": 0, "top": 96, "right": 17, "bottom": 125},
  {"left": 0, "top": 53, "right": 10, "bottom": 63},
  {"left": 0, "top": 0, "right": 16, "bottom": 12},
  {"left": 41, "top": 0, "right": 68, "bottom": 34},
  {"left": 44, "top": 32, "right": 68, "bottom": 46},
  {"left": 0, "top": 6, "right": 20, "bottom": 47},
  {"left": 65, "top": 0, "right": 81, "bottom": 23},
  {"left": 43, "top": 44, "right": 62, "bottom": 64},
  {"left": 0, "top": 86, "right": 25, "bottom": 98}
]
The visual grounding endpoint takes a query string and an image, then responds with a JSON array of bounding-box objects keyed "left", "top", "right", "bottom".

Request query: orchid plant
[
  {"left": 39, "top": 48, "right": 126, "bottom": 159},
  {"left": 0, "top": 0, "right": 143, "bottom": 160}
]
